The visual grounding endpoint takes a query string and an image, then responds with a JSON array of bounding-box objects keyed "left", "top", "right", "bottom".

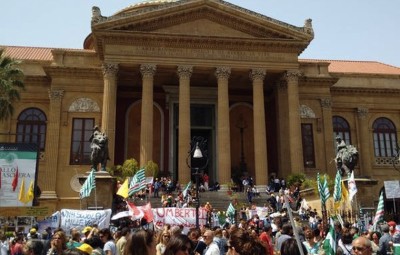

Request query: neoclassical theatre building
[{"left": 1, "top": 0, "right": 400, "bottom": 213}]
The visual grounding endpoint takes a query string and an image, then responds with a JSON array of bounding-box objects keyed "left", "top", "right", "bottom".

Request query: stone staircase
[{"left": 134, "top": 190, "right": 269, "bottom": 211}]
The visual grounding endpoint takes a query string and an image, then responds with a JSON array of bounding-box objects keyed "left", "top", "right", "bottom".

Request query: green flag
[
  {"left": 323, "top": 218, "right": 336, "bottom": 255},
  {"left": 80, "top": 170, "right": 96, "bottom": 199}
]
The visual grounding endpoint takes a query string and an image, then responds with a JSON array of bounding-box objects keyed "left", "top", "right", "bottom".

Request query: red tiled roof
[
  {"left": 0, "top": 45, "right": 94, "bottom": 62},
  {"left": 300, "top": 59, "right": 400, "bottom": 75}
]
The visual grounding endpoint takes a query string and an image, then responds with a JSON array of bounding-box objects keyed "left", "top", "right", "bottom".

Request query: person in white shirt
[
  {"left": 202, "top": 230, "right": 220, "bottom": 255},
  {"left": 0, "top": 233, "right": 9, "bottom": 255}
]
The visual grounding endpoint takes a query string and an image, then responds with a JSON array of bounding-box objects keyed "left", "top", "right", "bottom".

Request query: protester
[
  {"left": 116, "top": 228, "right": 129, "bottom": 255},
  {"left": 352, "top": 237, "right": 373, "bottom": 255},
  {"left": 76, "top": 244, "right": 93, "bottom": 255},
  {"left": 280, "top": 238, "right": 307, "bottom": 255},
  {"left": 124, "top": 229, "right": 155, "bottom": 255},
  {"left": 98, "top": 229, "right": 117, "bottom": 255},
  {"left": 156, "top": 230, "right": 170, "bottom": 255},
  {"left": 163, "top": 234, "right": 192, "bottom": 255},
  {"left": 46, "top": 231, "right": 67, "bottom": 255},
  {"left": 23, "top": 240, "right": 44, "bottom": 255},
  {"left": 227, "top": 228, "right": 266, "bottom": 255}
]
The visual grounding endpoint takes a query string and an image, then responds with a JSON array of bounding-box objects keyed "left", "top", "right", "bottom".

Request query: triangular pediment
[{"left": 91, "top": 0, "right": 313, "bottom": 41}]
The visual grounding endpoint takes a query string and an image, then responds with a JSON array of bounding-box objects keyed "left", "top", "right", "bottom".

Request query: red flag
[
  {"left": 141, "top": 203, "right": 154, "bottom": 223},
  {"left": 126, "top": 201, "right": 144, "bottom": 220},
  {"left": 12, "top": 166, "right": 19, "bottom": 192},
  {"left": 126, "top": 202, "right": 154, "bottom": 222}
]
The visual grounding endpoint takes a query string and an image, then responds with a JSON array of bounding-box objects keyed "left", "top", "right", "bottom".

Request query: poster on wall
[{"left": 0, "top": 143, "right": 39, "bottom": 207}]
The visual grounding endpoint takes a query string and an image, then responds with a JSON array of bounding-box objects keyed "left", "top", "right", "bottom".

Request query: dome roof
[{"left": 114, "top": 0, "right": 180, "bottom": 15}]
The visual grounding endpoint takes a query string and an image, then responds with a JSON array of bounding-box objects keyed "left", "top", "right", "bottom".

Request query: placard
[{"left": 384, "top": 181, "right": 400, "bottom": 199}]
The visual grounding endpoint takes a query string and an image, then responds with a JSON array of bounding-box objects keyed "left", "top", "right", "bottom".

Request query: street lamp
[{"left": 187, "top": 136, "right": 208, "bottom": 229}]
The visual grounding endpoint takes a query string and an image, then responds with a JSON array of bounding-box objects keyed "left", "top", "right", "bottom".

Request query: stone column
[
  {"left": 215, "top": 67, "right": 232, "bottom": 185},
  {"left": 250, "top": 68, "right": 268, "bottom": 186},
  {"left": 41, "top": 89, "right": 64, "bottom": 199},
  {"left": 139, "top": 64, "right": 157, "bottom": 167},
  {"left": 285, "top": 70, "right": 304, "bottom": 173},
  {"left": 177, "top": 65, "right": 193, "bottom": 184},
  {"left": 320, "top": 98, "right": 335, "bottom": 175},
  {"left": 357, "top": 107, "right": 372, "bottom": 177},
  {"left": 276, "top": 79, "right": 290, "bottom": 178},
  {"left": 101, "top": 63, "right": 118, "bottom": 163}
]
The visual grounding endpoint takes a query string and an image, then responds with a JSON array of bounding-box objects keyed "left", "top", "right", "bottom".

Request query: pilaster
[
  {"left": 177, "top": 65, "right": 193, "bottom": 184},
  {"left": 357, "top": 107, "right": 371, "bottom": 177},
  {"left": 140, "top": 64, "right": 157, "bottom": 167},
  {"left": 215, "top": 67, "right": 232, "bottom": 185},
  {"left": 250, "top": 68, "right": 268, "bottom": 185},
  {"left": 41, "top": 89, "right": 64, "bottom": 199},
  {"left": 284, "top": 70, "right": 304, "bottom": 173},
  {"left": 101, "top": 63, "right": 118, "bottom": 163},
  {"left": 320, "top": 98, "right": 335, "bottom": 175}
]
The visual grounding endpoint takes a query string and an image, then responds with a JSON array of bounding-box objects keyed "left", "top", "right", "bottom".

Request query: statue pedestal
[{"left": 79, "top": 171, "right": 116, "bottom": 210}]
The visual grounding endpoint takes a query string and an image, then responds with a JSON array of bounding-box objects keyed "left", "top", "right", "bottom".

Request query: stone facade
[{"left": 1, "top": 0, "right": 400, "bottom": 214}]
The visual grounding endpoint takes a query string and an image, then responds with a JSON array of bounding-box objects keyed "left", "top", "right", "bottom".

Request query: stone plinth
[{"left": 79, "top": 171, "right": 116, "bottom": 210}]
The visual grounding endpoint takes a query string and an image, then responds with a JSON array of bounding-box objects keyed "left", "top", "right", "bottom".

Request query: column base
[{"left": 40, "top": 191, "right": 58, "bottom": 199}]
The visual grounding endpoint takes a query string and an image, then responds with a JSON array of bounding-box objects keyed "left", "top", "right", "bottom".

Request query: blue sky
[{"left": 1, "top": 0, "right": 399, "bottom": 67}]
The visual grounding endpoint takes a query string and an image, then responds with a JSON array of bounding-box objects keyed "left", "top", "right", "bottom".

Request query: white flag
[{"left": 347, "top": 172, "right": 357, "bottom": 202}]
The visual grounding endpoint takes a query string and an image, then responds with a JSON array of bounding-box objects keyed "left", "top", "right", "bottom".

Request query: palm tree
[{"left": 0, "top": 48, "right": 25, "bottom": 122}]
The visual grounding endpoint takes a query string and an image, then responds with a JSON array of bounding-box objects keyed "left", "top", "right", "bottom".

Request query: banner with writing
[
  {"left": 60, "top": 209, "right": 112, "bottom": 231},
  {"left": 152, "top": 207, "right": 207, "bottom": 233},
  {"left": 38, "top": 211, "right": 61, "bottom": 232}
]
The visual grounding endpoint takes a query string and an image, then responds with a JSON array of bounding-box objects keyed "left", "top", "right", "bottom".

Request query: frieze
[
  {"left": 68, "top": 98, "right": 101, "bottom": 112},
  {"left": 48, "top": 89, "right": 64, "bottom": 101},
  {"left": 112, "top": 45, "right": 293, "bottom": 63},
  {"left": 215, "top": 67, "right": 231, "bottom": 80},
  {"left": 300, "top": 105, "right": 316, "bottom": 119}
]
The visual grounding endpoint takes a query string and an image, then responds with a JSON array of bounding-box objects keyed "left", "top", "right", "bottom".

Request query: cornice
[
  {"left": 94, "top": 31, "right": 308, "bottom": 60},
  {"left": 331, "top": 87, "right": 400, "bottom": 95},
  {"left": 43, "top": 66, "right": 103, "bottom": 79},
  {"left": 96, "top": 0, "right": 312, "bottom": 39},
  {"left": 24, "top": 76, "right": 51, "bottom": 85},
  {"left": 299, "top": 76, "right": 339, "bottom": 87}
]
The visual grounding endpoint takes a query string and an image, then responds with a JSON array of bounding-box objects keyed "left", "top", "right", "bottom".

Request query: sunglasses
[
  {"left": 163, "top": 235, "right": 170, "bottom": 238},
  {"left": 352, "top": 246, "right": 366, "bottom": 252}
]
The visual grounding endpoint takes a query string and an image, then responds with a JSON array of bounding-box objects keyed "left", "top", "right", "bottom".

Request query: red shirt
[{"left": 259, "top": 232, "right": 274, "bottom": 255}]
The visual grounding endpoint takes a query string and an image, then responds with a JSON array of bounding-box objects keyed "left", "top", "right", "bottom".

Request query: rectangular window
[
  {"left": 301, "top": 123, "right": 315, "bottom": 168},
  {"left": 70, "top": 118, "right": 94, "bottom": 165}
]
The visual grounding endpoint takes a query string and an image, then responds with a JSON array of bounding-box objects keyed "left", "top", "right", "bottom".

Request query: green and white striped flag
[
  {"left": 80, "top": 170, "right": 96, "bottom": 199},
  {"left": 372, "top": 191, "right": 384, "bottom": 230},
  {"left": 333, "top": 171, "right": 342, "bottom": 203},
  {"left": 226, "top": 202, "right": 235, "bottom": 219},
  {"left": 323, "top": 218, "right": 336, "bottom": 255},
  {"left": 317, "top": 173, "right": 330, "bottom": 205},
  {"left": 182, "top": 181, "right": 192, "bottom": 198},
  {"left": 128, "top": 168, "right": 146, "bottom": 197}
]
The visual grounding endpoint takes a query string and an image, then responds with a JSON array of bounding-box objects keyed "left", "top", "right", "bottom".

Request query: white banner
[
  {"left": 60, "top": 209, "right": 112, "bottom": 231},
  {"left": 152, "top": 207, "right": 207, "bottom": 233}
]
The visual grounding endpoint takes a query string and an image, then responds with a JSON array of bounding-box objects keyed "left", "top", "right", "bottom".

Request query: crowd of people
[{"left": 1, "top": 215, "right": 399, "bottom": 255}]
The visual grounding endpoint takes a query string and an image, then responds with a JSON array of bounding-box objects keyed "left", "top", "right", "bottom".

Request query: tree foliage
[{"left": 0, "top": 48, "right": 25, "bottom": 121}]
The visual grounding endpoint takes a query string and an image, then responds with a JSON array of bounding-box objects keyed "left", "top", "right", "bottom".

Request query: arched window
[
  {"left": 373, "top": 117, "right": 397, "bottom": 157},
  {"left": 333, "top": 116, "right": 351, "bottom": 146},
  {"left": 16, "top": 108, "right": 47, "bottom": 151}
]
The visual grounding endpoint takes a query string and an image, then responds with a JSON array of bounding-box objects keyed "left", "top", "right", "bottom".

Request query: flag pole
[{"left": 285, "top": 195, "right": 305, "bottom": 255}]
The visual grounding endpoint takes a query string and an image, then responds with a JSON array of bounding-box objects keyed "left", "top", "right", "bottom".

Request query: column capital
[
  {"left": 102, "top": 63, "right": 118, "bottom": 77},
  {"left": 320, "top": 98, "right": 332, "bottom": 109},
  {"left": 177, "top": 65, "right": 193, "bottom": 79},
  {"left": 215, "top": 66, "right": 231, "bottom": 80},
  {"left": 48, "top": 89, "right": 64, "bottom": 101},
  {"left": 140, "top": 64, "right": 157, "bottom": 78},
  {"left": 284, "top": 70, "right": 302, "bottom": 82},
  {"left": 357, "top": 107, "right": 369, "bottom": 119},
  {"left": 249, "top": 68, "right": 266, "bottom": 81}
]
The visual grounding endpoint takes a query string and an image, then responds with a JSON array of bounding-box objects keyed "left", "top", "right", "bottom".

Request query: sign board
[
  {"left": 152, "top": 207, "right": 207, "bottom": 233},
  {"left": 60, "top": 209, "right": 112, "bottom": 231},
  {"left": 384, "top": 180, "right": 400, "bottom": 199},
  {"left": 0, "top": 143, "right": 39, "bottom": 207}
]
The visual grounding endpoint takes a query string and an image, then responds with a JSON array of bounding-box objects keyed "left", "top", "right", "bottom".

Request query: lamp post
[{"left": 187, "top": 136, "right": 208, "bottom": 229}]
